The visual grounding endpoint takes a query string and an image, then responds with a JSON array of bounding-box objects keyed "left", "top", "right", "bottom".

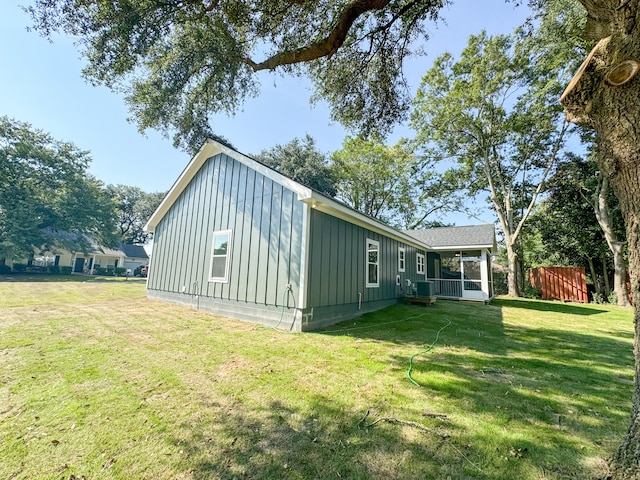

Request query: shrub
[
  {"left": 608, "top": 292, "right": 618, "bottom": 305},
  {"left": 0, "top": 264, "right": 11, "bottom": 274},
  {"left": 47, "top": 265, "right": 60, "bottom": 274},
  {"left": 12, "top": 263, "right": 26, "bottom": 273},
  {"left": 592, "top": 292, "right": 605, "bottom": 304},
  {"left": 492, "top": 271, "right": 508, "bottom": 295},
  {"left": 523, "top": 284, "right": 542, "bottom": 299},
  {"left": 114, "top": 267, "right": 127, "bottom": 277},
  {"left": 60, "top": 266, "right": 72, "bottom": 275},
  {"left": 95, "top": 267, "right": 108, "bottom": 276}
]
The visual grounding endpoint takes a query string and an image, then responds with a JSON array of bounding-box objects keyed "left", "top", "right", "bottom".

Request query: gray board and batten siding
[
  {"left": 305, "top": 208, "right": 426, "bottom": 329},
  {"left": 144, "top": 140, "right": 432, "bottom": 331},
  {"left": 146, "top": 147, "right": 305, "bottom": 327}
]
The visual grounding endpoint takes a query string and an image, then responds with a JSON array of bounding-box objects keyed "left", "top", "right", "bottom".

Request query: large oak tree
[
  {"left": 254, "top": 135, "right": 337, "bottom": 197},
  {"left": 23, "top": 0, "right": 640, "bottom": 477},
  {"left": 106, "top": 184, "right": 166, "bottom": 244},
  {"left": 558, "top": 1, "right": 640, "bottom": 477},
  {"left": 26, "top": 0, "right": 448, "bottom": 152}
]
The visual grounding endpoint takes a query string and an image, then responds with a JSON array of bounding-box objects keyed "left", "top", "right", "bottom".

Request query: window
[
  {"left": 398, "top": 247, "right": 405, "bottom": 272},
  {"left": 366, "top": 238, "right": 379, "bottom": 287},
  {"left": 209, "top": 229, "right": 233, "bottom": 283},
  {"left": 417, "top": 253, "right": 425, "bottom": 275}
]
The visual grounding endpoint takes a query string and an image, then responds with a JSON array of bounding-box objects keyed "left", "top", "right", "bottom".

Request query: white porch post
[
  {"left": 489, "top": 249, "right": 495, "bottom": 298},
  {"left": 90, "top": 254, "right": 96, "bottom": 275},
  {"left": 481, "top": 250, "right": 489, "bottom": 301}
]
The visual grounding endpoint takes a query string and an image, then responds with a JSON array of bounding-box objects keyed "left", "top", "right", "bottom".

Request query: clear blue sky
[{"left": 0, "top": 1, "right": 530, "bottom": 222}]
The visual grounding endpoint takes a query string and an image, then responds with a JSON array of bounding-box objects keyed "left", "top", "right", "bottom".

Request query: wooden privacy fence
[{"left": 528, "top": 267, "right": 589, "bottom": 303}]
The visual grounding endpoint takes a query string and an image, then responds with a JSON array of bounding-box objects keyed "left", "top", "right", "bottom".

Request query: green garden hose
[{"left": 407, "top": 319, "right": 452, "bottom": 387}]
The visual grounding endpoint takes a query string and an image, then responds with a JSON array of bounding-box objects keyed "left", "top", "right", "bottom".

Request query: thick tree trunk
[
  {"left": 506, "top": 243, "right": 521, "bottom": 297},
  {"left": 608, "top": 160, "right": 640, "bottom": 479},
  {"left": 603, "top": 252, "right": 612, "bottom": 297},
  {"left": 595, "top": 173, "right": 631, "bottom": 306},
  {"left": 561, "top": 3, "right": 640, "bottom": 475},
  {"left": 588, "top": 257, "right": 601, "bottom": 298}
]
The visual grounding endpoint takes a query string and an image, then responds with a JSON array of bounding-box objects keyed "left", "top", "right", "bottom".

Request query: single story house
[
  {"left": 4, "top": 237, "right": 149, "bottom": 275},
  {"left": 144, "top": 140, "right": 495, "bottom": 331}
]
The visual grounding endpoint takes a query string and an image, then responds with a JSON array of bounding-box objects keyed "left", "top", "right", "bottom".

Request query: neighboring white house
[{"left": 4, "top": 236, "right": 149, "bottom": 274}]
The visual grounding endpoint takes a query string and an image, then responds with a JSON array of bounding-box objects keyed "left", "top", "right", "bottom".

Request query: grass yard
[{"left": 0, "top": 276, "right": 634, "bottom": 479}]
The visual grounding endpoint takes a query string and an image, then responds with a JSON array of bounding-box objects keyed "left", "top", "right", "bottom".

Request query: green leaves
[
  {"left": 26, "top": 0, "right": 446, "bottom": 146},
  {"left": 330, "top": 135, "right": 456, "bottom": 229},
  {"left": 410, "top": 20, "right": 582, "bottom": 295},
  {"left": 105, "top": 185, "right": 165, "bottom": 245},
  {"left": 0, "top": 116, "right": 117, "bottom": 259},
  {"left": 411, "top": 27, "right": 575, "bottom": 214},
  {"left": 254, "top": 135, "right": 337, "bottom": 197}
]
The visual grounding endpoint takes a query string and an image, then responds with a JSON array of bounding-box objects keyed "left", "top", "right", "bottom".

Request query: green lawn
[{"left": 0, "top": 276, "right": 634, "bottom": 479}]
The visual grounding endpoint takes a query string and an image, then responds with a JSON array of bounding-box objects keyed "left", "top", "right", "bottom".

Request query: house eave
[
  {"left": 298, "top": 191, "right": 432, "bottom": 251},
  {"left": 430, "top": 244, "right": 495, "bottom": 252}
]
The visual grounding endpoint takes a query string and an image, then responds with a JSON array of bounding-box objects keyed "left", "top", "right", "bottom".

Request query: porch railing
[
  {"left": 431, "top": 278, "right": 484, "bottom": 298},
  {"left": 432, "top": 278, "right": 462, "bottom": 298}
]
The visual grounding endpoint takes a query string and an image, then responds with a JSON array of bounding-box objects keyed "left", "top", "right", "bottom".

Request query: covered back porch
[{"left": 427, "top": 249, "right": 494, "bottom": 302}]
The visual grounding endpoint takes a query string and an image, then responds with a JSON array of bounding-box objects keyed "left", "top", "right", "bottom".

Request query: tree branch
[
  {"left": 511, "top": 120, "right": 569, "bottom": 243},
  {"left": 242, "top": 0, "right": 393, "bottom": 71}
]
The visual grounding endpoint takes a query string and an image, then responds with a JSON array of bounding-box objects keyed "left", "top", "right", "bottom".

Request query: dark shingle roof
[
  {"left": 120, "top": 243, "right": 149, "bottom": 259},
  {"left": 406, "top": 224, "right": 496, "bottom": 250}
]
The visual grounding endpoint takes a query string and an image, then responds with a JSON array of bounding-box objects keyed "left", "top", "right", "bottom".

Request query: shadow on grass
[
  {"left": 169, "top": 380, "right": 621, "bottom": 480},
  {"left": 494, "top": 297, "right": 608, "bottom": 316},
  {"left": 308, "top": 300, "right": 633, "bottom": 479},
  {"left": 317, "top": 300, "right": 509, "bottom": 356},
  {"left": 169, "top": 395, "right": 557, "bottom": 480}
]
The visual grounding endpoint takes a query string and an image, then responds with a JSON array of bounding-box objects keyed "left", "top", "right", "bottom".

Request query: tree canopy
[
  {"left": 106, "top": 185, "right": 165, "bottom": 245},
  {"left": 254, "top": 135, "right": 336, "bottom": 197},
  {"left": 0, "top": 116, "right": 118, "bottom": 260},
  {"left": 26, "top": 0, "right": 446, "bottom": 151},
  {"left": 331, "top": 135, "right": 459, "bottom": 229},
  {"left": 410, "top": 27, "right": 575, "bottom": 295},
  {"left": 525, "top": 152, "right": 625, "bottom": 293}
]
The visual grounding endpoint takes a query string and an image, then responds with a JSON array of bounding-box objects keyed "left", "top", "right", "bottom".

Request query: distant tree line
[{"left": 0, "top": 116, "right": 165, "bottom": 265}]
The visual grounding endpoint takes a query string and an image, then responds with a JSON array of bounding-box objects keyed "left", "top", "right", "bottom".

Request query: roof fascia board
[
  {"left": 299, "top": 191, "right": 431, "bottom": 251},
  {"left": 429, "top": 244, "right": 495, "bottom": 251}
]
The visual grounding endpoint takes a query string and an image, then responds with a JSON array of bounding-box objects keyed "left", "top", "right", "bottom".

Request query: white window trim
[
  {"left": 417, "top": 252, "right": 425, "bottom": 275},
  {"left": 398, "top": 246, "right": 405, "bottom": 272},
  {"left": 366, "top": 238, "right": 380, "bottom": 288},
  {"left": 209, "top": 229, "right": 233, "bottom": 283}
]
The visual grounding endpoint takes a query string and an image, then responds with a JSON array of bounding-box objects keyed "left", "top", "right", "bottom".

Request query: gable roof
[
  {"left": 119, "top": 243, "right": 148, "bottom": 259},
  {"left": 406, "top": 225, "right": 496, "bottom": 251},
  {"left": 144, "top": 139, "right": 432, "bottom": 251}
]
